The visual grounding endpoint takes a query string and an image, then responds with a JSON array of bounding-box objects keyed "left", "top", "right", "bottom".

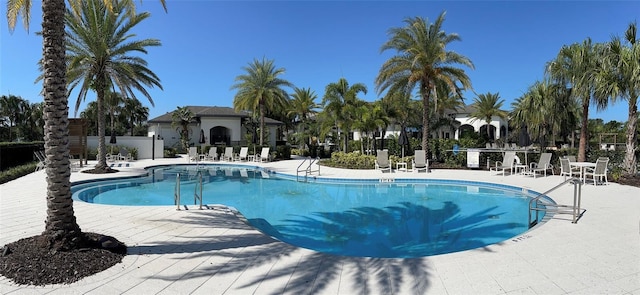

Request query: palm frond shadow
[
  {"left": 127, "top": 201, "right": 523, "bottom": 294},
  {"left": 266, "top": 201, "right": 523, "bottom": 258}
]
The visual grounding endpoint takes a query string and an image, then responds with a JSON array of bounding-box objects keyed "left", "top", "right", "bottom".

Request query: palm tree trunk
[
  {"left": 260, "top": 102, "right": 265, "bottom": 146},
  {"left": 623, "top": 100, "right": 638, "bottom": 175},
  {"left": 578, "top": 100, "right": 589, "bottom": 162},
  {"left": 421, "top": 84, "right": 431, "bottom": 156},
  {"left": 41, "top": 0, "right": 82, "bottom": 249},
  {"left": 95, "top": 90, "right": 108, "bottom": 171}
]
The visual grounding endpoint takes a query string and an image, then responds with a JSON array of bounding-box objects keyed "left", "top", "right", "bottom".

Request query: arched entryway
[
  {"left": 479, "top": 124, "right": 497, "bottom": 140},
  {"left": 210, "top": 126, "right": 230, "bottom": 145},
  {"left": 458, "top": 124, "right": 475, "bottom": 139}
]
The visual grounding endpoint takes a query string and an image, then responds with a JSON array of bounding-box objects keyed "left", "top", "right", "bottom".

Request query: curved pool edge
[{"left": 71, "top": 162, "right": 558, "bottom": 231}]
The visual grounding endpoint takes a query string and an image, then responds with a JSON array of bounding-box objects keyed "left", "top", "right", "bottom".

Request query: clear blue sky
[{"left": 2, "top": 1, "right": 638, "bottom": 123}]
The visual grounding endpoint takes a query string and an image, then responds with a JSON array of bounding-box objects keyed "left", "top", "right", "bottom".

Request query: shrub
[
  {"left": 275, "top": 145, "right": 291, "bottom": 160},
  {"left": 321, "top": 152, "right": 376, "bottom": 169},
  {"left": 0, "top": 162, "right": 38, "bottom": 184},
  {"left": 164, "top": 148, "right": 177, "bottom": 158}
]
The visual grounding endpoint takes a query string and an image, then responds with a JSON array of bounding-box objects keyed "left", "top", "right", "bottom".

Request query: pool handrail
[
  {"left": 194, "top": 170, "right": 203, "bottom": 209},
  {"left": 528, "top": 177, "right": 583, "bottom": 228},
  {"left": 174, "top": 173, "right": 181, "bottom": 210}
]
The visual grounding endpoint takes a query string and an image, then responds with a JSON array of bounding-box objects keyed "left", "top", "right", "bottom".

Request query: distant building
[
  {"left": 147, "top": 106, "right": 283, "bottom": 148},
  {"left": 353, "top": 104, "right": 509, "bottom": 141}
]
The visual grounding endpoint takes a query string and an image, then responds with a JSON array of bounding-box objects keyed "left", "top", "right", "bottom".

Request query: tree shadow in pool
[{"left": 250, "top": 201, "right": 524, "bottom": 258}]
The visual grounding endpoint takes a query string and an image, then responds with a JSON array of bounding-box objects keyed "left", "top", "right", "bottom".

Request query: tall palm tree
[
  {"left": 231, "top": 58, "right": 292, "bottom": 146},
  {"left": 288, "top": 87, "right": 319, "bottom": 150},
  {"left": 321, "top": 77, "right": 367, "bottom": 152},
  {"left": 65, "top": 0, "right": 162, "bottom": 172},
  {"left": 171, "top": 106, "right": 195, "bottom": 153},
  {"left": 376, "top": 12, "right": 474, "bottom": 156},
  {"left": 469, "top": 92, "right": 508, "bottom": 140},
  {"left": 596, "top": 22, "right": 640, "bottom": 175},
  {"left": 7, "top": 0, "right": 165, "bottom": 252},
  {"left": 547, "top": 38, "right": 606, "bottom": 161}
]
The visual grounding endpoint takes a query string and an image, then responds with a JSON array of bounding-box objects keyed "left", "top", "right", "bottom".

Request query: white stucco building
[{"left": 147, "top": 106, "right": 283, "bottom": 149}]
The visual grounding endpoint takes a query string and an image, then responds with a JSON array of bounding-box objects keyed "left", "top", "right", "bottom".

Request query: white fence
[{"left": 87, "top": 136, "right": 164, "bottom": 160}]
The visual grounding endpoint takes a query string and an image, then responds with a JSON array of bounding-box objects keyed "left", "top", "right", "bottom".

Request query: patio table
[{"left": 570, "top": 161, "right": 596, "bottom": 183}]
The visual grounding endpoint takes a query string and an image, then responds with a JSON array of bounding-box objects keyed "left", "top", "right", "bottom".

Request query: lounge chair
[
  {"left": 118, "top": 148, "right": 133, "bottom": 162},
  {"left": 188, "top": 147, "right": 199, "bottom": 162},
  {"left": 412, "top": 150, "right": 428, "bottom": 173},
  {"left": 559, "top": 158, "right": 581, "bottom": 181},
  {"left": 221, "top": 147, "right": 234, "bottom": 161},
  {"left": 259, "top": 147, "right": 270, "bottom": 162},
  {"left": 584, "top": 157, "right": 609, "bottom": 185},
  {"left": 34, "top": 151, "right": 46, "bottom": 171},
  {"left": 235, "top": 147, "right": 249, "bottom": 162},
  {"left": 490, "top": 151, "right": 516, "bottom": 176},
  {"left": 200, "top": 148, "right": 217, "bottom": 161},
  {"left": 528, "top": 152, "right": 554, "bottom": 178},
  {"left": 375, "top": 150, "right": 391, "bottom": 173}
]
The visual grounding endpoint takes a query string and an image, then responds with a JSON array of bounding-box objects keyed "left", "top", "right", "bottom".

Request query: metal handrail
[
  {"left": 296, "top": 158, "right": 310, "bottom": 182},
  {"left": 528, "top": 177, "right": 582, "bottom": 227},
  {"left": 296, "top": 157, "right": 321, "bottom": 182},
  {"left": 307, "top": 157, "right": 320, "bottom": 176},
  {"left": 193, "top": 170, "right": 203, "bottom": 209},
  {"left": 174, "top": 173, "right": 181, "bottom": 211}
]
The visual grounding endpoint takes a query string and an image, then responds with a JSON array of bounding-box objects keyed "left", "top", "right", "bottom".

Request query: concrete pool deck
[{"left": 1, "top": 156, "right": 639, "bottom": 294}]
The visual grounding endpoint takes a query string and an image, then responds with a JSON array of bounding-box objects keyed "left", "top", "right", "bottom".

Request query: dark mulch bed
[
  {"left": 616, "top": 174, "right": 640, "bottom": 187},
  {"left": 0, "top": 232, "right": 126, "bottom": 286},
  {"left": 81, "top": 167, "right": 119, "bottom": 174}
]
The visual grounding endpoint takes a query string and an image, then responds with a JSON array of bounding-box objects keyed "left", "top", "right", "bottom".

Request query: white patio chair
[
  {"left": 221, "top": 147, "right": 234, "bottom": 161},
  {"left": 188, "top": 147, "right": 199, "bottom": 162},
  {"left": 375, "top": 150, "right": 391, "bottom": 173},
  {"left": 559, "top": 158, "right": 581, "bottom": 181},
  {"left": 235, "top": 147, "right": 249, "bottom": 161},
  {"left": 259, "top": 147, "right": 270, "bottom": 162},
  {"left": 490, "top": 151, "right": 516, "bottom": 176},
  {"left": 412, "top": 150, "right": 428, "bottom": 173},
  {"left": 529, "top": 152, "right": 554, "bottom": 178},
  {"left": 584, "top": 157, "right": 609, "bottom": 185},
  {"left": 200, "top": 148, "right": 217, "bottom": 161}
]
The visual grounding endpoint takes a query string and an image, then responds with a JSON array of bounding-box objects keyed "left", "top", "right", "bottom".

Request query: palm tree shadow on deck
[{"left": 126, "top": 201, "right": 523, "bottom": 294}]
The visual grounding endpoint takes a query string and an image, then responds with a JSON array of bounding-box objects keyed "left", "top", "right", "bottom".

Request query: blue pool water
[{"left": 72, "top": 164, "right": 545, "bottom": 258}]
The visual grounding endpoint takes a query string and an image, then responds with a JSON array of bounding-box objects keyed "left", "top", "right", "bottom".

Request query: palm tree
[
  {"left": 353, "top": 102, "right": 390, "bottom": 153},
  {"left": 469, "top": 92, "right": 508, "bottom": 140},
  {"left": 122, "top": 98, "right": 150, "bottom": 136},
  {"left": 431, "top": 84, "right": 466, "bottom": 139},
  {"left": 596, "top": 22, "right": 640, "bottom": 175},
  {"left": 376, "top": 12, "right": 474, "bottom": 156},
  {"left": 321, "top": 77, "right": 367, "bottom": 152},
  {"left": 231, "top": 58, "right": 293, "bottom": 146},
  {"left": 19, "top": 101, "right": 46, "bottom": 141},
  {"left": 171, "top": 106, "right": 195, "bottom": 153},
  {"left": 105, "top": 91, "right": 124, "bottom": 139},
  {"left": 288, "top": 87, "right": 319, "bottom": 150},
  {"left": 547, "top": 38, "right": 606, "bottom": 162},
  {"left": 6, "top": 0, "right": 165, "bottom": 253},
  {"left": 65, "top": 0, "right": 162, "bottom": 172},
  {"left": 0, "top": 94, "right": 26, "bottom": 141}
]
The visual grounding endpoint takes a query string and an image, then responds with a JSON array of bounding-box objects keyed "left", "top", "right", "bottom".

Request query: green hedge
[{"left": 0, "top": 162, "right": 38, "bottom": 184}]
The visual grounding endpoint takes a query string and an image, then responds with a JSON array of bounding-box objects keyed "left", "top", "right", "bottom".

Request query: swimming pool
[{"left": 72, "top": 164, "right": 547, "bottom": 258}]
